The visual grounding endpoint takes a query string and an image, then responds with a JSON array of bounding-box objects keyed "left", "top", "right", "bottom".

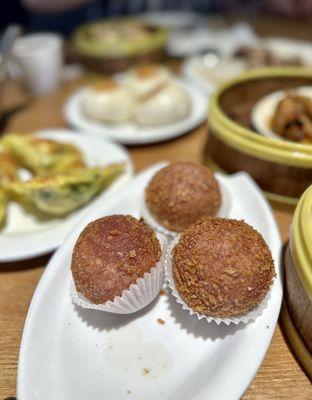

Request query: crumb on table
[
  {"left": 157, "top": 318, "right": 165, "bottom": 325},
  {"left": 143, "top": 368, "right": 150, "bottom": 375}
]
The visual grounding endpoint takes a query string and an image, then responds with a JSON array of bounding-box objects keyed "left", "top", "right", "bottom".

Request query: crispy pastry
[
  {"left": 173, "top": 218, "right": 275, "bottom": 318},
  {"left": 71, "top": 215, "right": 161, "bottom": 303},
  {"left": 145, "top": 162, "right": 221, "bottom": 232}
]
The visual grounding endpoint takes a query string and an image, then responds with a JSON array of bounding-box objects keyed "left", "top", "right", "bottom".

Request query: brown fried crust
[
  {"left": 71, "top": 215, "right": 161, "bottom": 304},
  {"left": 133, "top": 64, "right": 160, "bottom": 78},
  {"left": 92, "top": 79, "right": 119, "bottom": 92},
  {"left": 172, "top": 218, "right": 275, "bottom": 317},
  {"left": 145, "top": 162, "right": 221, "bottom": 232}
]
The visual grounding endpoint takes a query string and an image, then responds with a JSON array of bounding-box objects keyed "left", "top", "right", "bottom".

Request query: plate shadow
[
  {"left": 165, "top": 286, "right": 250, "bottom": 340},
  {"left": 74, "top": 294, "right": 162, "bottom": 332}
]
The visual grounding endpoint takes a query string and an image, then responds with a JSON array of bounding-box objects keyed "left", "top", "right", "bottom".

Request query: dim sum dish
[
  {"left": 17, "top": 163, "right": 282, "bottom": 400},
  {"left": 2, "top": 133, "right": 85, "bottom": 175},
  {"left": 65, "top": 65, "right": 206, "bottom": 145},
  {"left": 207, "top": 68, "right": 312, "bottom": 204},
  {"left": 182, "top": 37, "right": 312, "bottom": 96},
  {"left": 9, "top": 164, "right": 125, "bottom": 216},
  {"left": 0, "top": 186, "right": 7, "bottom": 228},
  {"left": 80, "top": 65, "right": 191, "bottom": 127},
  {"left": 144, "top": 162, "right": 222, "bottom": 233},
  {"left": 71, "top": 18, "right": 167, "bottom": 74},
  {"left": 0, "top": 151, "right": 19, "bottom": 183},
  {"left": 82, "top": 79, "right": 134, "bottom": 124},
  {"left": 0, "top": 152, "right": 20, "bottom": 227},
  {"left": 252, "top": 86, "right": 312, "bottom": 144},
  {"left": 0, "top": 129, "right": 132, "bottom": 262},
  {"left": 122, "top": 64, "right": 170, "bottom": 100}
]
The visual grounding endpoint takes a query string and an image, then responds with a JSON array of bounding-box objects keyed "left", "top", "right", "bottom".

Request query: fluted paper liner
[
  {"left": 165, "top": 236, "right": 272, "bottom": 326},
  {"left": 141, "top": 180, "right": 232, "bottom": 237},
  {"left": 70, "top": 236, "right": 167, "bottom": 314}
]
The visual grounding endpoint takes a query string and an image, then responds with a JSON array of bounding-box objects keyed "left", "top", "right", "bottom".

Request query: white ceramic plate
[
  {"left": 263, "top": 37, "right": 312, "bottom": 66},
  {"left": 251, "top": 86, "right": 312, "bottom": 141},
  {"left": 182, "top": 56, "right": 247, "bottom": 96},
  {"left": 167, "top": 22, "right": 258, "bottom": 58},
  {"left": 18, "top": 163, "right": 282, "bottom": 400},
  {"left": 64, "top": 80, "right": 207, "bottom": 145},
  {"left": 0, "top": 129, "right": 133, "bottom": 262},
  {"left": 138, "top": 11, "right": 200, "bottom": 31}
]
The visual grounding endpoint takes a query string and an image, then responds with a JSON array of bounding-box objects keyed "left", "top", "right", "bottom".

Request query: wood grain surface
[{"left": 1, "top": 14, "right": 312, "bottom": 399}]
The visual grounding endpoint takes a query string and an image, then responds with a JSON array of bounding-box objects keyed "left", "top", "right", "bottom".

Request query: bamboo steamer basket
[
  {"left": 282, "top": 185, "right": 312, "bottom": 378},
  {"left": 207, "top": 68, "right": 312, "bottom": 205},
  {"left": 71, "top": 18, "right": 167, "bottom": 74}
]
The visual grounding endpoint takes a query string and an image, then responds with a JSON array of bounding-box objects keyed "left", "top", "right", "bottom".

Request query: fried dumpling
[
  {"left": 0, "top": 152, "right": 19, "bottom": 185},
  {"left": 0, "top": 186, "right": 7, "bottom": 228},
  {"left": 9, "top": 163, "right": 125, "bottom": 215},
  {"left": 0, "top": 152, "right": 19, "bottom": 228},
  {"left": 1, "top": 134, "right": 85, "bottom": 175}
]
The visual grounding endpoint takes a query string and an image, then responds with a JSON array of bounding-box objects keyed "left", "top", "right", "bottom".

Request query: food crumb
[
  {"left": 143, "top": 368, "right": 150, "bottom": 375},
  {"left": 157, "top": 318, "right": 165, "bottom": 325},
  {"left": 129, "top": 249, "right": 136, "bottom": 258},
  {"left": 159, "top": 289, "right": 166, "bottom": 296},
  {"left": 127, "top": 390, "right": 131, "bottom": 394}
]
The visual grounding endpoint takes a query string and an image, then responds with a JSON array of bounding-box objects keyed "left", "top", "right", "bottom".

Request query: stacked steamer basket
[
  {"left": 282, "top": 185, "right": 312, "bottom": 378},
  {"left": 206, "top": 67, "right": 312, "bottom": 205},
  {"left": 70, "top": 18, "right": 167, "bottom": 74}
]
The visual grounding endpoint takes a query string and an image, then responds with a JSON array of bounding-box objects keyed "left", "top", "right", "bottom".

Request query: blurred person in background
[
  {"left": 266, "top": 0, "right": 312, "bottom": 17},
  {"left": 1, "top": 0, "right": 311, "bottom": 35},
  {"left": 5, "top": 0, "right": 251, "bottom": 35}
]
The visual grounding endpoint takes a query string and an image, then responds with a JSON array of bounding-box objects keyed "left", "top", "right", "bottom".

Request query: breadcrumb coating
[
  {"left": 145, "top": 162, "right": 221, "bottom": 232},
  {"left": 71, "top": 215, "right": 161, "bottom": 303},
  {"left": 172, "top": 218, "right": 275, "bottom": 317}
]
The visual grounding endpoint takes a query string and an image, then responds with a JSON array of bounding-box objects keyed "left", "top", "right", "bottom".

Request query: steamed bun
[
  {"left": 123, "top": 64, "right": 170, "bottom": 101},
  {"left": 134, "top": 83, "right": 191, "bottom": 125},
  {"left": 82, "top": 79, "right": 134, "bottom": 123}
]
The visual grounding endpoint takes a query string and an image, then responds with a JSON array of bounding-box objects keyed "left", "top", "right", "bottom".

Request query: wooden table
[{"left": 1, "top": 14, "right": 312, "bottom": 398}]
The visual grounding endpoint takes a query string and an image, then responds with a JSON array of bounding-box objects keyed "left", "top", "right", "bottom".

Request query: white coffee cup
[{"left": 11, "top": 33, "right": 63, "bottom": 96}]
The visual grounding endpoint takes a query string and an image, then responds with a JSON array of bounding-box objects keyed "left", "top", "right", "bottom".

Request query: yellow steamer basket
[
  {"left": 71, "top": 17, "right": 167, "bottom": 74},
  {"left": 207, "top": 67, "right": 312, "bottom": 205},
  {"left": 282, "top": 185, "right": 312, "bottom": 378}
]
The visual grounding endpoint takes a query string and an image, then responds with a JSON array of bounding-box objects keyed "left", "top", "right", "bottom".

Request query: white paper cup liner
[
  {"left": 217, "top": 181, "right": 231, "bottom": 218},
  {"left": 141, "top": 179, "right": 232, "bottom": 237},
  {"left": 141, "top": 197, "right": 178, "bottom": 237},
  {"left": 165, "top": 236, "right": 272, "bottom": 326},
  {"left": 70, "top": 236, "right": 167, "bottom": 314}
]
